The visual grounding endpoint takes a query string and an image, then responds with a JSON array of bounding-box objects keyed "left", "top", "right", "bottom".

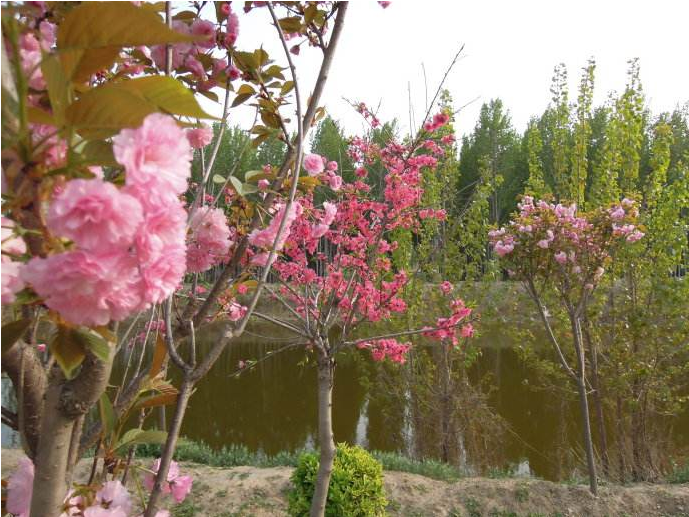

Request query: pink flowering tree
[
  {"left": 1, "top": 2, "right": 349, "bottom": 516},
  {"left": 488, "top": 196, "right": 644, "bottom": 494},
  {"left": 243, "top": 108, "right": 477, "bottom": 515}
]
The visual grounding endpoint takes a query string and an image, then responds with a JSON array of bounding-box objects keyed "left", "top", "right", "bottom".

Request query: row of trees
[{"left": 191, "top": 57, "right": 688, "bottom": 486}]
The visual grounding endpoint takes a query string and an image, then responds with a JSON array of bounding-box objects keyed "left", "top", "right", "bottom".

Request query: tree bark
[
  {"left": 30, "top": 353, "right": 113, "bottom": 517},
  {"left": 2, "top": 342, "right": 46, "bottom": 459},
  {"left": 310, "top": 354, "right": 336, "bottom": 517},
  {"left": 143, "top": 378, "right": 193, "bottom": 517}
]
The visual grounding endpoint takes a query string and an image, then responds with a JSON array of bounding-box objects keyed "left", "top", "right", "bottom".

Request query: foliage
[{"left": 288, "top": 444, "right": 388, "bottom": 517}]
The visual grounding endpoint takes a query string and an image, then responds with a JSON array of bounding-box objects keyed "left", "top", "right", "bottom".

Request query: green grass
[
  {"left": 667, "top": 460, "right": 689, "bottom": 483},
  {"left": 135, "top": 438, "right": 464, "bottom": 481}
]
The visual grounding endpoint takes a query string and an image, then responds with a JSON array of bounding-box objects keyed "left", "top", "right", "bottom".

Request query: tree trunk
[
  {"left": 615, "top": 394, "right": 627, "bottom": 481},
  {"left": 30, "top": 353, "right": 113, "bottom": 517},
  {"left": 582, "top": 320, "right": 610, "bottom": 478},
  {"left": 29, "top": 382, "right": 75, "bottom": 517},
  {"left": 144, "top": 378, "right": 193, "bottom": 517},
  {"left": 2, "top": 342, "right": 46, "bottom": 459},
  {"left": 310, "top": 354, "right": 336, "bottom": 517},
  {"left": 571, "top": 316, "right": 598, "bottom": 495}
]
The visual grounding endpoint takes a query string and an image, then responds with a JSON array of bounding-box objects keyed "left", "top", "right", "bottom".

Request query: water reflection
[{"left": 4, "top": 324, "right": 687, "bottom": 481}]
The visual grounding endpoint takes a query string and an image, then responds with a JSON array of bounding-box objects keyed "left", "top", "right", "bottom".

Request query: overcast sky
[{"left": 209, "top": 1, "right": 689, "bottom": 140}]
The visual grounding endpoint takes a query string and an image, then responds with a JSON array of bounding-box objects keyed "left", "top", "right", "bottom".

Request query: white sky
[{"left": 204, "top": 1, "right": 689, "bottom": 140}]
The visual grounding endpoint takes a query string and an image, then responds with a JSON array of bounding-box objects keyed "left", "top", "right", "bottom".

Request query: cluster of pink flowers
[
  {"left": 488, "top": 196, "right": 644, "bottom": 289},
  {"left": 6, "top": 455, "right": 179, "bottom": 517},
  {"left": 248, "top": 201, "right": 304, "bottom": 266},
  {"left": 355, "top": 102, "right": 381, "bottom": 128},
  {"left": 302, "top": 153, "right": 342, "bottom": 190},
  {"left": 424, "top": 298, "right": 474, "bottom": 345},
  {"left": 423, "top": 112, "right": 450, "bottom": 132},
  {"left": 1, "top": 217, "right": 27, "bottom": 305},
  {"left": 357, "top": 338, "right": 411, "bottom": 363},
  {"left": 147, "top": 4, "right": 240, "bottom": 91},
  {"left": 18, "top": 19, "right": 55, "bottom": 90},
  {"left": 252, "top": 114, "right": 470, "bottom": 364},
  {"left": 20, "top": 114, "right": 191, "bottom": 326},
  {"left": 186, "top": 207, "right": 233, "bottom": 273}
]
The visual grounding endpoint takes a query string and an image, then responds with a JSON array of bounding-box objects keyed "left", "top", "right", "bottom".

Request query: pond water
[
  {"left": 157, "top": 325, "right": 689, "bottom": 481},
  {"left": 3, "top": 320, "right": 688, "bottom": 481}
]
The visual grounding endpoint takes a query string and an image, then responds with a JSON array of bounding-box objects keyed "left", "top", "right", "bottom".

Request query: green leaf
[
  {"left": 244, "top": 170, "right": 271, "bottom": 182},
  {"left": 115, "top": 428, "right": 168, "bottom": 451},
  {"left": 1, "top": 319, "right": 32, "bottom": 355},
  {"left": 66, "top": 76, "right": 215, "bottom": 137},
  {"left": 231, "top": 93, "right": 253, "bottom": 108},
  {"left": 61, "top": 47, "right": 121, "bottom": 83},
  {"left": 229, "top": 177, "right": 258, "bottom": 197},
  {"left": 57, "top": 2, "right": 194, "bottom": 49},
  {"left": 72, "top": 327, "right": 112, "bottom": 363},
  {"left": 278, "top": 17, "right": 302, "bottom": 34},
  {"left": 117, "top": 76, "right": 216, "bottom": 119},
  {"left": 79, "top": 140, "right": 117, "bottom": 166},
  {"left": 50, "top": 326, "right": 87, "bottom": 379},
  {"left": 99, "top": 393, "right": 116, "bottom": 437},
  {"left": 280, "top": 81, "right": 295, "bottom": 96},
  {"left": 41, "top": 53, "right": 70, "bottom": 125},
  {"left": 212, "top": 174, "right": 226, "bottom": 184}
]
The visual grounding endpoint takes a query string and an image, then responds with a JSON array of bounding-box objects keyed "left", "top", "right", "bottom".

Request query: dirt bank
[{"left": 2, "top": 449, "right": 687, "bottom": 516}]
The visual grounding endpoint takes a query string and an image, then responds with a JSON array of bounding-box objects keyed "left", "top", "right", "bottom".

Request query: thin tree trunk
[
  {"left": 615, "top": 394, "right": 627, "bottom": 481},
  {"left": 572, "top": 316, "right": 598, "bottom": 495},
  {"left": 143, "top": 378, "right": 193, "bottom": 517},
  {"left": 582, "top": 319, "right": 610, "bottom": 478},
  {"left": 310, "top": 354, "right": 336, "bottom": 517}
]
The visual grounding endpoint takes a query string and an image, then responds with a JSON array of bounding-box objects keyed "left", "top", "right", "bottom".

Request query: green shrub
[{"left": 288, "top": 443, "right": 387, "bottom": 516}]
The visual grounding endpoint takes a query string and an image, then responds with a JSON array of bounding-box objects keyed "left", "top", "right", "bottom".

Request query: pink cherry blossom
[
  {"left": 494, "top": 241, "right": 514, "bottom": 256},
  {"left": 258, "top": 179, "right": 270, "bottom": 191},
  {"left": 6, "top": 456, "right": 33, "bottom": 517},
  {"left": 227, "top": 301, "right": 247, "bottom": 321},
  {"left": 144, "top": 459, "right": 193, "bottom": 504},
  {"left": 327, "top": 173, "right": 342, "bottom": 191},
  {"left": 186, "top": 207, "right": 232, "bottom": 273},
  {"left": 439, "top": 281, "right": 453, "bottom": 295},
  {"left": 225, "top": 4, "right": 239, "bottom": 47},
  {"left": 113, "top": 113, "right": 192, "bottom": 197},
  {"left": 83, "top": 507, "right": 126, "bottom": 517},
  {"left": 537, "top": 239, "right": 550, "bottom": 249},
  {"left": 248, "top": 202, "right": 302, "bottom": 250},
  {"left": 47, "top": 179, "right": 143, "bottom": 252},
  {"left": 22, "top": 250, "right": 142, "bottom": 326},
  {"left": 2, "top": 257, "right": 25, "bottom": 305},
  {"left": 2, "top": 217, "right": 27, "bottom": 256},
  {"left": 626, "top": 230, "right": 644, "bottom": 242},
  {"left": 554, "top": 251, "right": 567, "bottom": 265},
  {"left": 191, "top": 19, "right": 216, "bottom": 49},
  {"left": 187, "top": 126, "right": 213, "bottom": 149},
  {"left": 303, "top": 154, "right": 325, "bottom": 176},
  {"left": 95, "top": 480, "right": 132, "bottom": 515},
  {"left": 460, "top": 323, "right": 475, "bottom": 338}
]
